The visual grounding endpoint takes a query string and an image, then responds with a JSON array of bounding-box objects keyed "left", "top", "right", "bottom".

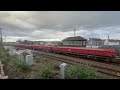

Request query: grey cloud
[{"left": 0, "top": 11, "right": 120, "bottom": 41}]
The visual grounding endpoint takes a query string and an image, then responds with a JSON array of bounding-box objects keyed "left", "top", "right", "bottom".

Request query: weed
[
  {"left": 38, "top": 64, "right": 54, "bottom": 79},
  {"left": 66, "top": 64, "right": 100, "bottom": 79}
]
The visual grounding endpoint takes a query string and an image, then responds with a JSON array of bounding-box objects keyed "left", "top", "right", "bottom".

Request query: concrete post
[
  {"left": 26, "top": 54, "right": 33, "bottom": 65},
  {"left": 12, "top": 50, "right": 16, "bottom": 55},
  {"left": 59, "top": 63, "right": 68, "bottom": 79},
  {"left": 19, "top": 54, "right": 24, "bottom": 62},
  {"left": 15, "top": 52, "right": 23, "bottom": 61},
  {"left": 16, "top": 52, "right": 20, "bottom": 60}
]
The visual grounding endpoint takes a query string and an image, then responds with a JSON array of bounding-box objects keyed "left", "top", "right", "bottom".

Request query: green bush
[
  {"left": 0, "top": 48, "right": 6, "bottom": 57},
  {"left": 0, "top": 48, "right": 10, "bottom": 63},
  {"left": 10, "top": 56, "right": 29, "bottom": 72},
  {"left": 14, "top": 60, "right": 29, "bottom": 72},
  {"left": 18, "top": 62, "right": 29, "bottom": 71},
  {"left": 66, "top": 64, "right": 99, "bottom": 79},
  {"left": 38, "top": 65, "right": 54, "bottom": 79}
]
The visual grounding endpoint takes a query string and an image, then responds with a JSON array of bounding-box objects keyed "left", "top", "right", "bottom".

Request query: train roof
[
  {"left": 55, "top": 46, "right": 115, "bottom": 51},
  {"left": 15, "top": 44, "right": 115, "bottom": 51}
]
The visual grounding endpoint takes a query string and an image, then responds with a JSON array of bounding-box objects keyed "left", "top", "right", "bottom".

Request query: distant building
[
  {"left": 21, "top": 40, "right": 62, "bottom": 46},
  {"left": 86, "top": 38, "right": 104, "bottom": 48},
  {"left": 4, "top": 42, "right": 16, "bottom": 45},
  {"left": 104, "top": 39, "right": 120, "bottom": 46},
  {"left": 62, "top": 36, "right": 87, "bottom": 47},
  {"left": 32, "top": 41, "right": 47, "bottom": 45}
]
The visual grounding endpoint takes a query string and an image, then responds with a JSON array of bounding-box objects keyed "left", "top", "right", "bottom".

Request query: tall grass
[{"left": 66, "top": 64, "right": 100, "bottom": 79}]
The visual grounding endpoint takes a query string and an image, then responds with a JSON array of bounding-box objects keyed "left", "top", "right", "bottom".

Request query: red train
[{"left": 13, "top": 44, "right": 120, "bottom": 64}]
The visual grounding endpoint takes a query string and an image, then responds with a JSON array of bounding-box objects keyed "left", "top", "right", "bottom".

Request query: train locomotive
[{"left": 13, "top": 44, "right": 120, "bottom": 64}]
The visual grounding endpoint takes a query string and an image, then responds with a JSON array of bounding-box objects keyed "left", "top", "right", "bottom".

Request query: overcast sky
[{"left": 1, "top": 11, "right": 120, "bottom": 42}]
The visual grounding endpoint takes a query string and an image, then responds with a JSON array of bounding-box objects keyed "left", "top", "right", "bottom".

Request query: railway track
[{"left": 39, "top": 52, "right": 120, "bottom": 78}]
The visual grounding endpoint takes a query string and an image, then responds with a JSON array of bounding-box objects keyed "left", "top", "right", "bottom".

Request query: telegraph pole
[
  {"left": 108, "top": 35, "right": 109, "bottom": 45},
  {"left": 0, "top": 28, "right": 3, "bottom": 46},
  {"left": 108, "top": 35, "right": 109, "bottom": 40},
  {"left": 74, "top": 28, "right": 75, "bottom": 37}
]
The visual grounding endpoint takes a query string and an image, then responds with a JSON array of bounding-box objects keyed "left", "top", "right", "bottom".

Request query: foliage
[
  {"left": 12, "top": 59, "right": 29, "bottom": 72},
  {"left": 66, "top": 64, "right": 100, "bottom": 79},
  {"left": 0, "top": 48, "right": 10, "bottom": 63},
  {"left": 16, "top": 39, "right": 23, "bottom": 43},
  {"left": 0, "top": 48, "right": 7, "bottom": 57},
  {"left": 38, "top": 64, "right": 54, "bottom": 79}
]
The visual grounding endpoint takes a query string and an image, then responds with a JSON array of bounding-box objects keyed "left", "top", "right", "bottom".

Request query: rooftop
[
  {"left": 108, "top": 39, "right": 120, "bottom": 42},
  {"left": 62, "top": 36, "right": 87, "bottom": 41},
  {"left": 89, "top": 38, "right": 102, "bottom": 41}
]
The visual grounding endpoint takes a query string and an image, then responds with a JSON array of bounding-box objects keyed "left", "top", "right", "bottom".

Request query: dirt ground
[{"left": 26, "top": 55, "right": 64, "bottom": 79}]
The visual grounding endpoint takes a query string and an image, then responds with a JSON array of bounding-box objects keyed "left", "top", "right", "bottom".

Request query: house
[
  {"left": 62, "top": 36, "right": 87, "bottom": 47},
  {"left": 86, "top": 38, "right": 104, "bottom": 48},
  {"left": 104, "top": 39, "right": 120, "bottom": 46}
]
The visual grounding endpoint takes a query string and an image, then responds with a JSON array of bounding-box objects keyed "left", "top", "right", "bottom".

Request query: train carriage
[
  {"left": 13, "top": 44, "right": 120, "bottom": 63},
  {"left": 51, "top": 46, "right": 119, "bottom": 62}
]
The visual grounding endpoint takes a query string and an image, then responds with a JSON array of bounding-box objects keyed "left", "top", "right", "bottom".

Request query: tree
[
  {"left": 16, "top": 39, "right": 22, "bottom": 43},
  {"left": 23, "top": 40, "right": 29, "bottom": 44}
]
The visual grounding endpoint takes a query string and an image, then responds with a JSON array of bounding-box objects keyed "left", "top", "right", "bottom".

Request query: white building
[
  {"left": 86, "top": 38, "right": 104, "bottom": 48},
  {"left": 104, "top": 39, "right": 120, "bottom": 46}
]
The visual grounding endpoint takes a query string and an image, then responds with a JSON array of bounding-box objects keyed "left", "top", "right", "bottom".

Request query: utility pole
[
  {"left": 108, "top": 35, "right": 109, "bottom": 45},
  {"left": 0, "top": 28, "right": 3, "bottom": 46},
  {"left": 108, "top": 35, "right": 109, "bottom": 40},
  {"left": 74, "top": 28, "right": 75, "bottom": 37}
]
